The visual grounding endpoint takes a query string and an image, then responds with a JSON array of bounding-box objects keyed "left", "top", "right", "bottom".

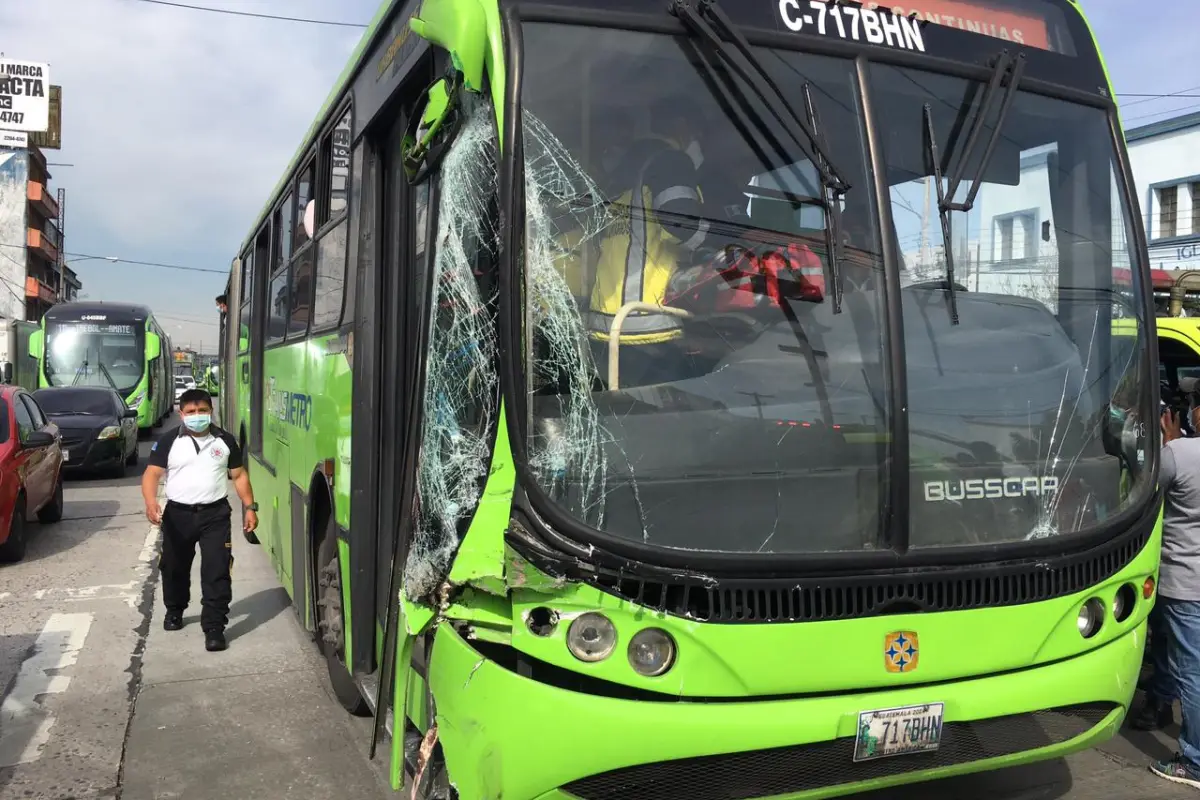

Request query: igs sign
[{"left": 0, "top": 59, "right": 50, "bottom": 133}]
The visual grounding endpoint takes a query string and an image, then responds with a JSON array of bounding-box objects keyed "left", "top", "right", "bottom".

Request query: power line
[
  {"left": 158, "top": 312, "right": 219, "bottom": 328},
  {"left": 1119, "top": 90, "right": 1200, "bottom": 105},
  {"left": 1124, "top": 101, "right": 1200, "bottom": 124},
  {"left": 123, "top": 0, "right": 368, "bottom": 27},
  {"left": 0, "top": 243, "right": 228, "bottom": 275}
]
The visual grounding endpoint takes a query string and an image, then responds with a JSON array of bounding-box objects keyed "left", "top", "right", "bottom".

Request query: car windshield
[
  {"left": 518, "top": 22, "right": 1150, "bottom": 555},
  {"left": 34, "top": 389, "right": 116, "bottom": 417},
  {"left": 45, "top": 320, "right": 144, "bottom": 396}
]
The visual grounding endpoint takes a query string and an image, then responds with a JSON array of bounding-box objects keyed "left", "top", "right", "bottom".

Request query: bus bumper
[{"left": 428, "top": 619, "right": 1143, "bottom": 800}]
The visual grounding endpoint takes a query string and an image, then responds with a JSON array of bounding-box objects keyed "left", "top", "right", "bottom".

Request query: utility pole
[{"left": 56, "top": 187, "right": 65, "bottom": 301}]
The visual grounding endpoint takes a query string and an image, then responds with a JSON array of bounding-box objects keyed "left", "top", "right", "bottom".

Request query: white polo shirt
[{"left": 148, "top": 425, "right": 243, "bottom": 505}]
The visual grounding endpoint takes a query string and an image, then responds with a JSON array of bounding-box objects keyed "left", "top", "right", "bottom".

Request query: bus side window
[
  {"left": 239, "top": 248, "right": 253, "bottom": 354},
  {"left": 267, "top": 198, "right": 291, "bottom": 345},
  {"left": 312, "top": 107, "right": 353, "bottom": 331}
]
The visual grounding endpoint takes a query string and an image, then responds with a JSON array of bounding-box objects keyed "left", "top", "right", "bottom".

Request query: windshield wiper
[
  {"left": 71, "top": 353, "right": 88, "bottom": 387},
  {"left": 671, "top": 0, "right": 850, "bottom": 312},
  {"left": 96, "top": 361, "right": 120, "bottom": 393},
  {"left": 924, "top": 50, "right": 1026, "bottom": 324},
  {"left": 803, "top": 82, "right": 845, "bottom": 313}
]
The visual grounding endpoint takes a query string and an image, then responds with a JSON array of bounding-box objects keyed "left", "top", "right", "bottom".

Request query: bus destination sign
[{"left": 781, "top": 0, "right": 1053, "bottom": 52}]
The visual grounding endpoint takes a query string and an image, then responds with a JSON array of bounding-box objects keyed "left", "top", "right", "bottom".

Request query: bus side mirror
[
  {"left": 146, "top": 332, "right": 161, "bottom": 360},
  {"left": 409, "top": 0, "right": 486, "bottom": 91},
  {"left": 404, "top": 0, "right": 488, "bottom": 184},
  {"left": 0, "top": 362, "right": 12, "bottom": 385},
  {"left": 28, "top": 330, "right": 42, "bottom": 359},
  {"left": 402, "top": 77, "right": 460, "bottom": 184},
  {"left": 1041, "top": 220, "right": 1051, "bottom": 242}
]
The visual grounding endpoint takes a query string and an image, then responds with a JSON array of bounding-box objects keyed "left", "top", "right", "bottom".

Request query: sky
[{"left": 1, "top": 0, "right": 1197, "bottom": 352}]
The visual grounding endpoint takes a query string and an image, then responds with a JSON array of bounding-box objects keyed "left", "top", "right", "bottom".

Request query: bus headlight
[
  {"left": 127, "top": 391, "right": 145, "bottom": 409},
  {"left": 1077, "top": 598, "right": 1104, "bottom": 638},
  {"left": 97, "top": 426, "right": 122, "bottom": 440},
  {"left": 628, "top": 628, "right": 676, "bottom": 677},
  {"left": 1113, "top": 584, "right": 1137, "bottom": 623},
  {"left": 566, "top": 613, "right": 617, "bottom": 663}
]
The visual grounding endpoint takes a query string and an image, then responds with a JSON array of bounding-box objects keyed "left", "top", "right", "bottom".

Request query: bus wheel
[{"left": 316, "top": 524, "right": 370, "bottom": 716}]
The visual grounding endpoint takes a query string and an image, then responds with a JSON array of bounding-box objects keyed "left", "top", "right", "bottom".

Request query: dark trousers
[
  {"left": 1145, "top": 601, "right": 1176, "bottom": 706},
  {"left": 160, "top": 498, "right": 233, "bottom": 633}
]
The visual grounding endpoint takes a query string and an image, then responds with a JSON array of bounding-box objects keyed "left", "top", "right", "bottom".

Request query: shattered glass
[
  {"left": 405, "top": 101, "right": 501, "bottom": 600},
  {"left": 522, "top": 113, "right": 616, "bottom": 531}
]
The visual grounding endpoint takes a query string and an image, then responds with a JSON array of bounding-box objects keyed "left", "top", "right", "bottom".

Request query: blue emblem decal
[{"left": 884, "top": 631, "right": 919, "bottom": 673}]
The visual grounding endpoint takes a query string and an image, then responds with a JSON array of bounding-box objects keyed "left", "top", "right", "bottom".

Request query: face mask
[{"left": 183, "top": 414, "right": 211, "bottom": 433}]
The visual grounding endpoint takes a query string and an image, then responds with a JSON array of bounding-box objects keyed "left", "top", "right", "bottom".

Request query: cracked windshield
[{"left": 520, "top": 21, "right": 1149, "bottom": 553}]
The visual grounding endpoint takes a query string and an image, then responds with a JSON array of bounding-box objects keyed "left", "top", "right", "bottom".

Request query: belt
[{"left": 166, "top": 497, "right": 230, "bottom": 512}]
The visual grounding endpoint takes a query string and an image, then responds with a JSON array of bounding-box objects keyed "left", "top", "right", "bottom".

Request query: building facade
[
  {"left": 0, "top": 143, "right": 81, "bottom": 323},
  {"left": 1127, "top": 111, "right": 1200, "bottom": 313}
]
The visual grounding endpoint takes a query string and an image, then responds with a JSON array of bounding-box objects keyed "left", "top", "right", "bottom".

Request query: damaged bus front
[
  {"left": 406, "top": 0, "right": 1157, "bottom": 797},
  {"left": 225, "top": 0, "right": 1158, "bottom": 797}
]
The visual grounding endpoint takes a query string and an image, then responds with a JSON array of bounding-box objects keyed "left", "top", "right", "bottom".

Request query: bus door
[{"left": 372, "top": 110, "right": 413, "bottom": 632}]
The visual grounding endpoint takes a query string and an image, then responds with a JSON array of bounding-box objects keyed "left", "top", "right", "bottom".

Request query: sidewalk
[{"left": 120, "top": 498, "right": 388, "bottom": 800}]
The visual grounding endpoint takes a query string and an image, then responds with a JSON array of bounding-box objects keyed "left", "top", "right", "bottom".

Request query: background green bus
[
  {"left": 31, "top": 302, "right": 174, "bottom": 431},
  {"left": 222, "top": 0, "right": 1160, "bottom": 797}
]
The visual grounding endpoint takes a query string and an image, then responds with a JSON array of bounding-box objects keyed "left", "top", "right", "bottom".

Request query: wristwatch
[{"left": 246, "top": 502, "right": 259, "bottom": 512}]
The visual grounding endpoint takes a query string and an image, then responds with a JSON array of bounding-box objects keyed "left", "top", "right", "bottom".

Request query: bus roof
[
  {"left": 44, "top": 301, "right": 153, "bottom": 322},
  {"left": 235, "top": 0, "right": 399, "bottom": 258}
]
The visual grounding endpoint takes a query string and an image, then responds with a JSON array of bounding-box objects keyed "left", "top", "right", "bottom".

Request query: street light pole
[{"left": 59, "top": 255, "right": 119, "bottom": 304}]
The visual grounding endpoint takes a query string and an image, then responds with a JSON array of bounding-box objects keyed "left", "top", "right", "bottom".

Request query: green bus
[
  {"left": 30, "top": 302, "right": 174, "bottom": 431},
  {"left": 221, "top": 0, "right": 1160, "bottom": 796}
]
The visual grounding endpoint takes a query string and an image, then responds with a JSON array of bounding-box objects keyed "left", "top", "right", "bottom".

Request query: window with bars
[{"left": 1158, "top": 184, "right": 1178, "bottom": 239}]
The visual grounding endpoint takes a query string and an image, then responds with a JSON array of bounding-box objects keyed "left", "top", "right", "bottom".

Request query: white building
[
  {"left": 970, "top": 110, "right": 1200, "bottom": 311},
  {"left": 1128, "top": 110, "right": 1200, "bottom": 276}
]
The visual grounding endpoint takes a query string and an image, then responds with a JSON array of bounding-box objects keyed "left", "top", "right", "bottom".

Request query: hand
[
  {"left": 243, "top": 509, "right": 258, "bottom": 533},
  {"left": 1162, "top": 409, "right": 1184, "bottom": 443},
  {"left": 146, "top": 502, "right": 162, "bottom": 525}
]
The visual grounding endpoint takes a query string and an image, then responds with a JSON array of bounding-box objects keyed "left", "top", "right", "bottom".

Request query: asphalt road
[{"left": 0, "top": 413, "right": 1191, "bottom": 799}]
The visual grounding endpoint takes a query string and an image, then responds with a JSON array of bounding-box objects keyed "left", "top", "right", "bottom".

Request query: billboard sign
[
  {"left": 29, "top": 86, "right": 60, "bottom": 149},
  {"left": 0, "top": 60, "right": 50, "bottom": 133}
]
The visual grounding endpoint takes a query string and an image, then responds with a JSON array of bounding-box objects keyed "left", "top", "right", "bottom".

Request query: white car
[{"left": 174, "top": 375, "right": 196, "bottom": 402}]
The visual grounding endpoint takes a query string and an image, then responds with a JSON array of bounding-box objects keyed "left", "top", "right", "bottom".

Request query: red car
[{"left": 0, "top": 386, "right": 65, "bottom": 563}]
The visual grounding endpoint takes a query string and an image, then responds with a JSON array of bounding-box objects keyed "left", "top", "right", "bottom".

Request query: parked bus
[
  {"left": 31, "top": 302, "right": 174, "bottom": 431},
  {"left": 222, "top": 0, "right": 1159, "bottom": 796}
]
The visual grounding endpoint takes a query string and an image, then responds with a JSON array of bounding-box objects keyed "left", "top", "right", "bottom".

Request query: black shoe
[
  {"left": 1133, "top": 700, "right": 1175, "bottom": 731},
  {"left": 205, "top": 630, "right": 227, "bottom": 652},
  {"left": 163, "top": 611, "right": 183, "bottom": 631}
]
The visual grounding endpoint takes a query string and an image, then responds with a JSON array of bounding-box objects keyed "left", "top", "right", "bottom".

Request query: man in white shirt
[{"left": 141, "top": 389, "right": 258, "bottom": 652}]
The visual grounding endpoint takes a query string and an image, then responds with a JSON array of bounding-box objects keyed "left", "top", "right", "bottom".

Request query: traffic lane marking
[{"left": 0, "top": 612, "right": 94, "bottom": 768}]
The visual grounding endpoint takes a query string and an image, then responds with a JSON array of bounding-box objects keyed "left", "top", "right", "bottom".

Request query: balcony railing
[
  {"left": 24, "top": 276, "right": 55, "bottom": 304},
  {"left": 26, "top": 181, "right": 59, "bottom": 220},
  {"left": 26, "top": 227, "right": 59, "bottom": 264}
]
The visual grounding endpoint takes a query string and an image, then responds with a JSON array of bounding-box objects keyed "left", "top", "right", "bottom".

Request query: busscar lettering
[
  {"left": 923, "top": 476, "right": 1060, "bottom": 502},
  {"left": 779, "top": 0, "right": 926, "bottom": 52}
]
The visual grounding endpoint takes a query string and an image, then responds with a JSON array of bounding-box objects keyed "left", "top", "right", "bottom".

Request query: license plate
[
  {"left": 62, "top": 450, "right": 69, "bottom": 461},
  {"left": 853, "top": 702, "right": 944, "bottom": 762}
]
